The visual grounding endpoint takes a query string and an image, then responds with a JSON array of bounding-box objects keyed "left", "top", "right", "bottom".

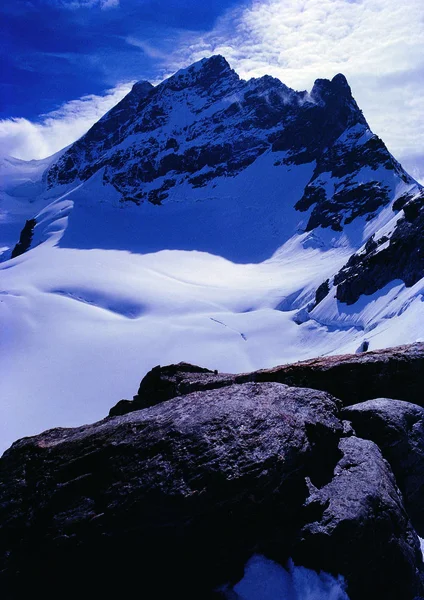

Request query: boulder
[
  {"left": 2, "top": 380, "right": 423, "bottom": 599},
  {"left": 293, "top": 436, "right": 424, "bottom": 600},
  {"left": 247, "top": 342, "right": 424, "bottom": 407},
  {"left": 0, "top": 382, "right": 343, "bottom": 599},
  {"left": 109, "top": 362, "right": 234, "bottom": 416},
  {"left": 343, "top": 398, "right": 424, "bottom": 536}
]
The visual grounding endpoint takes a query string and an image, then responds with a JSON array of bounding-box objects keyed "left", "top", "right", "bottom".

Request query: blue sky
[
  {"left": 1, "top": 0, "right": 423, "bottom": 182},
  {"left": 1, "top": 0, "right": 240, "bottom": 119}
]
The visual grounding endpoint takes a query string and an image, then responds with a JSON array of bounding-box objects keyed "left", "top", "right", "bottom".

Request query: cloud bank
[{"left": 0, "top": 82, "right": 133, "bottom": 161}]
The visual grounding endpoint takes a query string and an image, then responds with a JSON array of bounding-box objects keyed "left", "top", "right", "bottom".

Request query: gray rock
[
  {"left": 109, "top": 362, "right": 235, "bottom": 416},
  {"left": 111, "top": 343, "right": 424, "bottom": 417},
  {"left": 245, "top": 342, "right": 424, "bottom": 407},
  {"left": 293, "top": 436, "right": 424, "bottom": 600},
  {"left": 343, "top": 398, "right": 424, "bottom": 536},
  {"left": 0, "top": 382, "right": 343, "bottom": 599},
  {"left": 1, "top": 380, "right": 423, "bottom": 599}
]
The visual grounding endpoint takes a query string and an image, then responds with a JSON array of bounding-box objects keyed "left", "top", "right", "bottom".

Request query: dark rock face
[
  {"left": 293, "top": 436, "right": 424, "bottom": 600},
  {"left": 295, "top": 134, "right": 405, "bottom": 231},
  {"left": 46, "top": 80, "right": 154, "bottom": 188},
  {"left": 10, "top": 218, "right": 36, "bottom": 258},
  {"left": 303, "top": 180, "right": 391, "bottom": 232},
  {"left": 334, "top": 188, "right": 424, "bottom": 304},
  {"left": 272, "top": 75, "right": 407, "bottom": 231},
  {"left": 44, "top": 56, "right": 412, "bottom": 233},
  {"left": 313, "top": 278, "right": 330, "bottom": 308},
  {"left": 109, "top": 362, "right": 234, "bottom": 416},
  {"left": 343, "top": 398, "right": 424, "bottom": 536},
  {"left": 2, "top": 350, "right": 424, "bottom": 599},
  {"left": 110, "top": 343, "right": 424, "bottom": 418},
  {"left": 271, "top": 74, "right": 366, "bottom": 164},
  {"left": 248, "top": 343, "right": 424, "bottom": 407},
  {"left": 0, "top": 383, "right": 344, "bottom": 599}
]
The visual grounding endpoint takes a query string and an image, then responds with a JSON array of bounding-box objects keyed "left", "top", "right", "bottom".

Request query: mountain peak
[
  {"left": 310, "top": 72, "right": 353, "bottom": 103},
  {"left": 131, "top": 80, "right": 154, "bottom": 98},
  {"left": 199, "top": 54, "right": 231, "bottom": 70},
  {"left": 164, "top": 54, "right": 239, "bottom": 92},
  {"left": 308, "top": 71, "right": 367, "bottom": 130},
  {"left": 331, "top": 72, "right": 349, "bottom": 88}
]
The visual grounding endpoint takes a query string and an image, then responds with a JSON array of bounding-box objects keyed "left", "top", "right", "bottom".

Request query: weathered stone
[
  {"left": 293, "top": 436, "right": 424, "bottom": 600},
  {"left": 109, "top": 362, "right": 234, "bottom": 416},
  {"left": 2, "top": 367, "right": 424, "bottom": 599},
  {"left": 343, "top": 398, "right": 424, "bottom": 536},
  {"left": 0, "top": 382, "right": 342, "bottom": 599},
  {"left": 111, "top": 343, "right": 424, "bottom": 417}
]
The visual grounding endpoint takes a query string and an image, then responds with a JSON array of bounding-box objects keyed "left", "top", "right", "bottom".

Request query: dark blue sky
[{"left": 1, "top": 0, "right": 240, "bottom": 120}]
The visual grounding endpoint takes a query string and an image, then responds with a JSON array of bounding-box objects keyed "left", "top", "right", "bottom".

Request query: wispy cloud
[
  {"left": 0, "top": 82, "right": 133, "bottom": 160},
  {"left": 51, "top": 0, "right": 119, "bottom": 9},
  {"left": 125, "top": 37, "right": 169, "bottom": 60}
]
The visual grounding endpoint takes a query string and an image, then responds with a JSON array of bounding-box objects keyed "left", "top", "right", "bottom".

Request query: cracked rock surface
[
  {"left": 2, "top": 349, "right": 424, "bottom": 599},
  {"left": 343, "top": 398, "right": 424, "bottom": 537}
]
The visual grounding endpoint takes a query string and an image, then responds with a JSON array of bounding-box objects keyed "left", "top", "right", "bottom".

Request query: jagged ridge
[{"left": 46, "top": 55, "right": 414, "bottom": 231}]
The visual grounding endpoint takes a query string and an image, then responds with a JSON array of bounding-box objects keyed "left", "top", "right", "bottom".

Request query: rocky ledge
[
  {"left": 1, "top": 344, "right": 424, "bottom": 600},
  {"left": 110, "top": 342, "right": 424, "bottom": 415}
]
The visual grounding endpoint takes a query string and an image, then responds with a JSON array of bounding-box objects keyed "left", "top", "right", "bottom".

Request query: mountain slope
[
  {"left": 0, "top": 55, "right": 423, "bottom": 451},
  {"left": 46, "top": 56, "right": 413, "bottom": 239}
]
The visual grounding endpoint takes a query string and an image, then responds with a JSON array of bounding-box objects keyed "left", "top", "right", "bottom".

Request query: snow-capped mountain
[
  {"left": 47, "top": 55, "right": 413, "bottom": 233},
  {"left": 0, "top": 55, "right": 423, "bottom": 451}
]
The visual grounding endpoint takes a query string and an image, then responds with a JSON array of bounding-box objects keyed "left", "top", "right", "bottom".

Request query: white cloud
[
  {"left": 100, "top": 0, "right": 119, "bottom": 7},
  {"left": 125, "top": 37, "right": 169, "bottom": 60},
  {"left": 0, "top": 82, "right": 133, "bottom": 161}
]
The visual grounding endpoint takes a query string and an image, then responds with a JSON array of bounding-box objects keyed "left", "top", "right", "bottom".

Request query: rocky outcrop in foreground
[
  {"left": 1, "top": 344, "right": 424, "bottom": 600},
  {"left": 343, "top": 398, "right": 424, "bottom": 537},
  {"left": 110, "top": 342, "right": 424, "bottom": 415}
]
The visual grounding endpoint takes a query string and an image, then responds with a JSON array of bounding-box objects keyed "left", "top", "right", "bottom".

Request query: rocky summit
[
  {"left": 46, "top": 55, "right": 412, "bottom": 232},
  {"left": 1, "top": 343, "right": 424, "bottom": 600}
]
